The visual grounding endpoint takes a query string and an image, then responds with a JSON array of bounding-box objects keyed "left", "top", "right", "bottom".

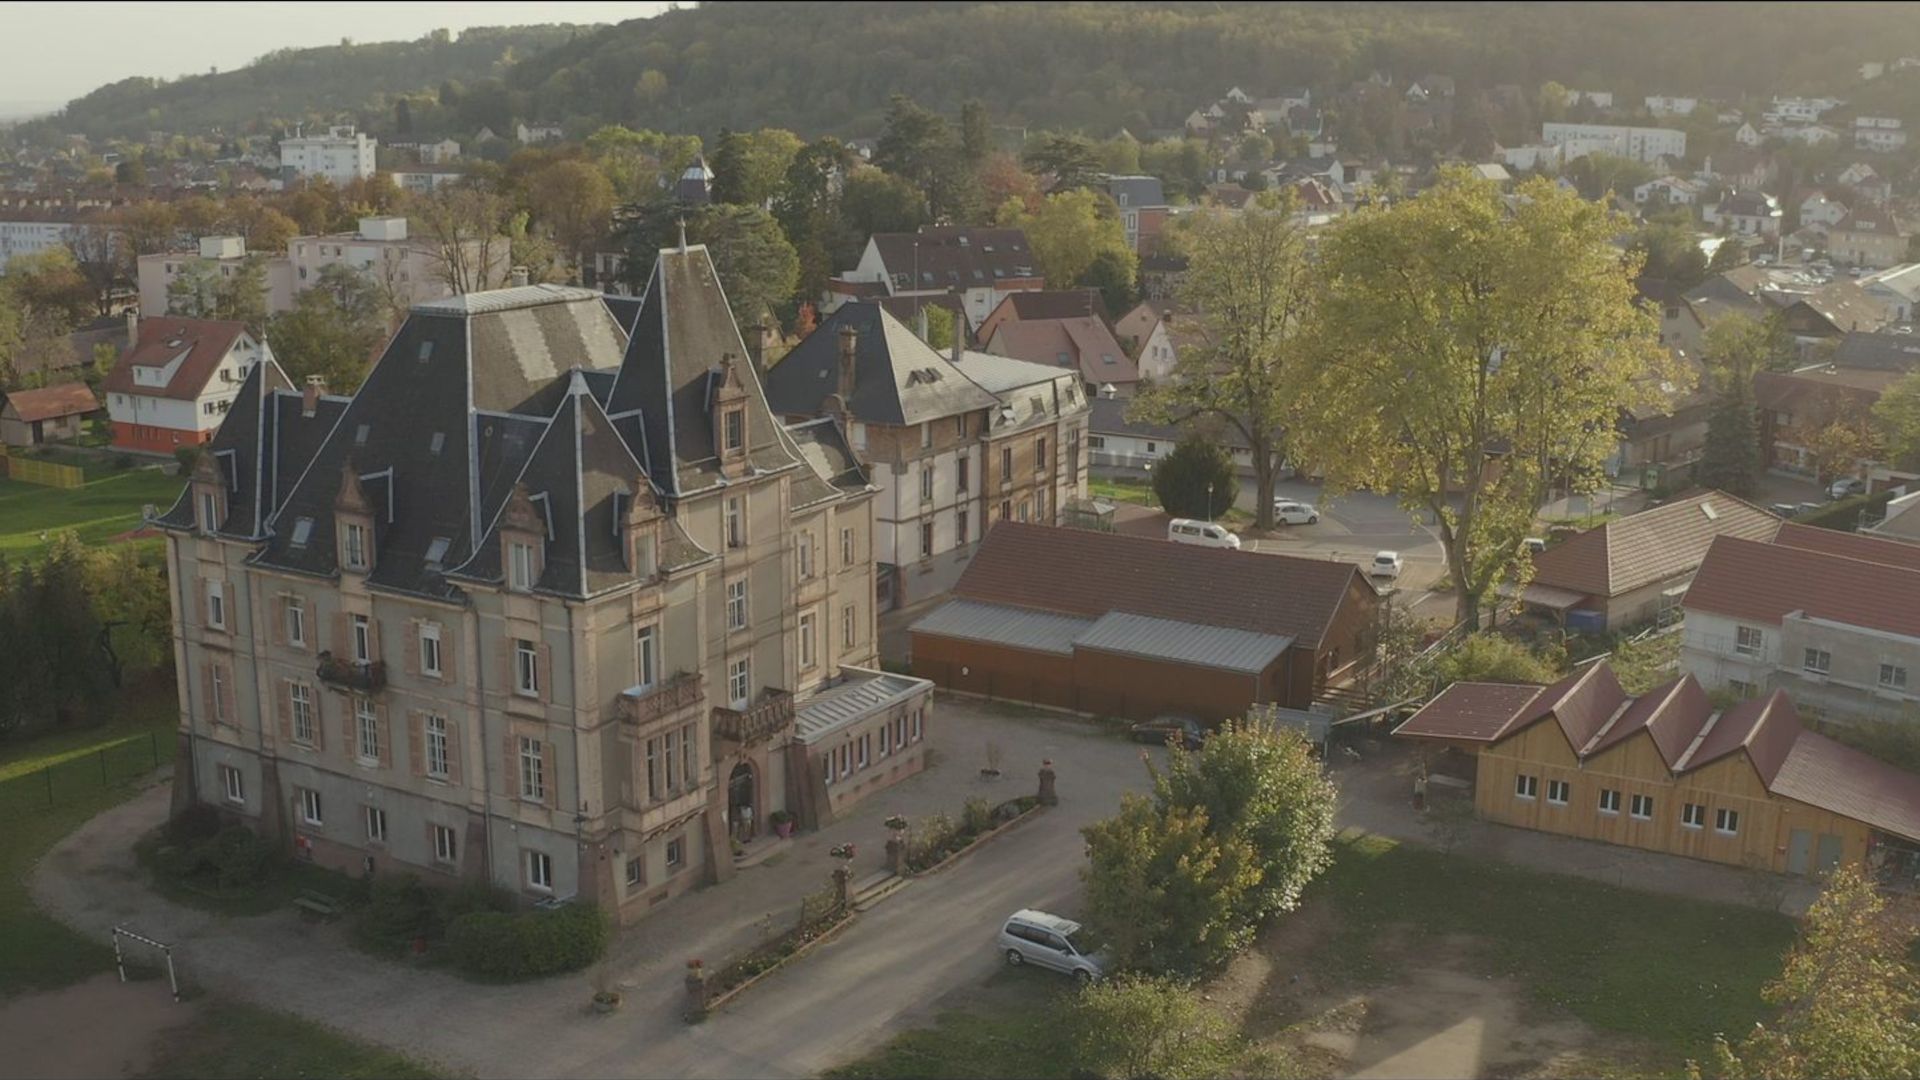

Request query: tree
[
  {"left": 922, "top": 304, "right": 957, "bottom": 352},
  {"left": 116, "top": 201, "right": 179, "bottom": 257},
  {"left": 1696, "top": 315, "right": 1779, "bottom": 497},
  {"left": 411, "top": 183, "right": 514, "bottom": 294},
  {"left": 1150, "top": 437, "right": 1237, "bottom": 520},
  {"left": 0, "top": 535, "right": 113, "bottom": 735},
  {"left": 959, "top": 99, "right": 991, "bottom": 164},
  {"left": 839, "top": 168, "right": 928, "bottom": 239},
  {"left": 1235, "top": 131, "right": 1275, "bottom": 167},
  {"left": 708, "top": 128, "right": 802, "bottom": 208},
  {"left": 976, "top": 152, "right": 1042, "bottom": 217},
  {"left": 1567, "top": 152, "right": 1655, "bottom": 201},
  {"left": 583, "top": 125, "right": 703, "bottom": 201},
  {"left": 1432, "top": 633, "right": 1565, "bottom": 686},
  {"left": 1633, "top": 223, "right": 1709, "bottom": 289},
  {"left": 268, "top": 264, "right": 386, "bottom": 393},
  {"left": 4, "top": 247, "right": 95, "bottom": 328},
  {"left": 394, "top": 96, "right": 413, "bottom": 134},
  {"left": 1790, "top": 401, "right": 1879, "bottom": 485},
  {"left": 1132, "top": 202, "right": 1315, "bottom": 531},
  {"left": 1066, "top": 977, "right": 1242, "bottom": 1080},
  {"left": 1874, "top": 368, "right": 1920, "bottom": 470},
  {"left": 998, "top": 188, "right": 1131, "bottom": 292},
  {"left": 525, "top": 159, "right": 614, "bottom": 282},
  {"left": 1701, "top": 864, "right": 1920, "bottom": 1080},
  {"left": 1082, "top": 248, "right": 1138, "bottom": 315},
  {"left": 1081, "top": 797, "right": 1261, "bottom": 976},
  {"left": 874, "top": 94, "right": 967, "bottom": 220},
  {"left": 1309, "top": 172, "right": 1673, "bottom": 628},
  {"left": 618, "top": 204, "right": 798, "bottom": 329},
  {"left": 1022, "top": 132, "right": 1104, "bottom": 191},
  {"left": 776, "top": 138, "right": 857, "bottom": 303}
]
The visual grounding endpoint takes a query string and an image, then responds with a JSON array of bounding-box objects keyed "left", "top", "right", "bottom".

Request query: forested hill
[
  {"left": 29, "top": 25, "right": 594, "bottom": 141},
  {"left": 25, "top": 3, "right": 1920, "bottom": 144}
]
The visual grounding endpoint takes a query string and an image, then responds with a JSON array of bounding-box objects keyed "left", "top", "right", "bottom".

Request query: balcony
[
  {"left": 712, "top": 689, "right": 794, "bottom": 747},
  {"left": 316, "top": 652, "right": 386, "bottom": 692},
  {"left": 618, "top": 671, "right": 704, "bottom": 727}
]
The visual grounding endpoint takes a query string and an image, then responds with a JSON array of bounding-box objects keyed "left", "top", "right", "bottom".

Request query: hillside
[{"left": 24, "top": 3, "right": 1920, "bottom": 145}]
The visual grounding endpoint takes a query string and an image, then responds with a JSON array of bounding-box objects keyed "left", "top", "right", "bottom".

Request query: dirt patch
[{"left": 0, "top": 973, "right": 199, "bottom": 1079}]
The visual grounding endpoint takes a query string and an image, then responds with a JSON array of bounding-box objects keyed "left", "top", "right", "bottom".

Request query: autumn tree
[
  {"left": 1308, "top": 171, "right": 1672, "bottom": 628},
  {"left": 1788, "top": 396, "right": 1879, "bottom": 486},
  {"left": 268, "top": 264, "right": 387, "bottom": 393},
  {"left": 976, "top": 152, "right": 1042, "bottom": 217},
  {"left": 411, "top": 183, "right": 514, "bottom": 294},
  {"left": 1131, "top": 200, "right": 1315, "bottom": 530},
  {"left": 526, "top": 159, "right": 615, "bottom": 282},
  {"left": 997, "top": 188, "right": 1131, "bottom": 293},
  {"left": 1874, "top": 368, "right": 1920, "bottom": 470}
]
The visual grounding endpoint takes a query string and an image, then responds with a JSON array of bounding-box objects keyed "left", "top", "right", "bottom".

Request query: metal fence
[{"left": 2, "top": 731, "right": 164, "bottom": 814}]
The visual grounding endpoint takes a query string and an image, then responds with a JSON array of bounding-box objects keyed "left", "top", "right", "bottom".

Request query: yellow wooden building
[{"left": 1398, "top": 661, "right": 1920, "bottom": 880}]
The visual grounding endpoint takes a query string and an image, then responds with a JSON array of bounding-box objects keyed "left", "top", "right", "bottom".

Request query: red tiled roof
[
  {"left": 952, "top": 522, "right": 1371, "bottom": 650},
  {"left": 1529, "top": 491, "right": 1780, "bottom": 598},
  {"left": 1773, "top": 731, "right": 1920, "bottom": 843},
  {"left": 3, "top": 382, "right": 99, "bottom": 422},
  {"left": 1394, "top": 682, "right": 1545, "bottom": 741},
  {"left": 1685, "top": 534, "right": 1920, "bottom": 639},
  {"left": 1679, "top": 689, "right": 1799, "bottom": 784},
  {"left": 1521, "top": 662, "right": 1629, "bottom": 752},
  {"left": 1585, "top": 673, "right": 1708, "bottom": 763},
  {"left": 101, "top": 316, "right": 248, "bottom": 402},
  {"left": 986, "top": 317, "right": 1140, "bottom": 387},
  {"left": 1772, "top": 521, "right": 1920, "bottom": 572}
]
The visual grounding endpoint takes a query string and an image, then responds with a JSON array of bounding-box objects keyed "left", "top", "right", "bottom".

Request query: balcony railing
[
  {"left": 712, "top": 689, "right": 794, "bottom": 746},
  {"left": 316, "top": 652, "right": 386, "bottom": 692},
  {"left": 618, "top": 671, "right": 704, "bottom": 727}
]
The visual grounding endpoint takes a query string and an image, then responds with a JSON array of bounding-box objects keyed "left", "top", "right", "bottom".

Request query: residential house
[
  {"left": 1828, "top": 206, "right": 1909, "bottom": 269},
  {"left": 984, "top": 315, "right": 1139, "bottom": 396},
  {"left": 137, "top": 235, "right": 297, "bottom": 318},
  {"left": 515, "top": 122, "right": 564, "bottom": 144},
  {"left": 279, "top": 125, "right": 375, "bottom": 184},
  {"left": 1765, "top": 97, "right": 1844, "bottom": 125},
  {"left": 1645, "top": 95, "right": 1699, "bottom": 118},
  {"left": 1396, "top": 660, "right": 1920, "bottom": 878},
  {"left": 1705, "top": 191, "right": 1782, "bottom": 237},
  {"left": 976, "top": 289, "right": 1111, "bottom": 345},
  {"left": 763, "top": 302, "right": 1090, "bottom": 609},
  {"left": 415, "top": 138, "right": 461, "bottom": 165},
  {"left": 389, "top": 165, "right": 469, "bottom": 195},
  {"left": 1699, "top": 148, "right": 1777, "bottom": 192},
  {"left": 0, "top": 207, "right": 86, "bottom": 273},
  {"left": 1471, "top": 163, "right": 1514, "bottom": 187},
  {"left": 1684, "top": 525, "right": 1920, "bottom": 723},
  {"left": 1112, "top": 300, "right": 1178, "bottom": 383},
  {"left": 1754, "top": 352, "right": 1906, "bottom": 476},
  {"left": 1107, "top": 175, "right": 1169, "bottom": 255},
  {"left": 1773, "top": 282, "right": 1894, "bottom": 346},
  {"left": 0, "top": 383, "right": 98, "bottom": 447},
  {"left": 1867, "top": 489, "right": 1920, "bottom": 543},
  {"left": 1838, "top": 162, "right": 1892, "bottom": 205},
  {"left": 1516, "top": 492, "right": 1779, "bottom": 630},
  {"left": 1139, "top": 254, "right": 1188, "bottom": 301},
  {"left": 151, "top": 253, "right": 918, "bottom": 922},
  {"left": 829, "top": 227, "right": 1044, "bottom": 332},
  {"left": 1541, "top": 122, "right": 1686, "bottom": 164},
  {"left": 1854, "top": 117, "right": 1907, "bottom": 153},
  {"left": 1859, "top": 264, "right": 1920, "bottom": 321},
  {"left": 1087, "top": 388, "right": 1254, "bottom": 476},
  {"left": 911, "top": 523, "right": 1381, "bottom": 719},
  {"left": 1612, "top": 344, "right": 1714, "bottom": 482},
  {"left": 1500, "top": 143, "right": 1564, "bottom": 173},
  {"left": 102, "top": 316, "right": 268, "bottom": 454},
  {"left": 1778, "top": 125, "right": 1842, "bottom": 147},
  {"left": 1798, "top": 190, "right": 1850, "bottom": 230},
  {"left": 1735, "top": 122, "right": 1764, "bottom": 147},
  {"left": 1633, "top": 175, "right": 1702, "bottom": 206}
]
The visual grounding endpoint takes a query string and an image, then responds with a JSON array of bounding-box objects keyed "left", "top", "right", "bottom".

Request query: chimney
[
  {"left": 837, "top": 325, "right": 858, "bottom": 403},
  {"left": 510, "top": 265, "right": 530, "bottom": 288},
  {"left": 125, "top": 308, "right": 139, "bottom": 346},
  {"left": 302, "top": 375, "right": 326, "bottom": 417}
]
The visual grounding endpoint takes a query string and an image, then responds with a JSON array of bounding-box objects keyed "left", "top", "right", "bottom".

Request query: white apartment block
[
  {"left": 136, "top": 236, "right": 297, "bottom": 318},
  {"left": 1541, "top": 122, "right": 1687, "bottom": 164},
  {"left": 0, "top": 214, "right": 79, "bottom": 273},
  {"left": 1644, "top": 95, "right": 1698, "bottom": 118},
  {"left": 1856, "top": 118, "right": 1908, "bottom": 152},
  {"left": 290, "top": 217, "right": 501, "bottom": 310},
  {"left": 280, "top": 125, "right": 377, "bottom": 184}
]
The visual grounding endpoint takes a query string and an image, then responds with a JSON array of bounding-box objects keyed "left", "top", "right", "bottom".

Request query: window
[
  {"left": 957, "top": 507, "right": 969, "bottom": 544},
  {"left": 211, "top": 665, "right": 230, "bottom": 723},
  {"left": 1630, "top": 794, "right": 1654, "bottom": 820},
  {"left": 797, "top": 533, "right": 815, "bottom": 580},
  {"left": 799, "top": 611, "right": 817, "bottom": 670},
  {"left": 425, "top": 715, "right": 449, "bottom": 780},
  {"left": 1546, "top": 779, "right": 1569, "bottom": 806},
  {"left": 1598, "top": 789, "right": 1621, "bottom": 814},
  {"left": 433, "top": 824, "right": 458, "bottom": 864},
  {"left": 290, "top": 684, "right": 315, "bottom": 745},
  {"left": 343, "top": 523, "right": 368, "bottom": 569},
  {"left": 837, "top": 744, "right": 850, "bottom": 778},
  {"left": 1804, "top": 648, "right": 1832, "bottom": 674},
  {"left": 880, "top": 722, "right": 892, "bottom": 757},
  {"left": 957, "top": 457, "right": 970, "bottom": 493},
  {"left": 351, "top": 614, "right": 372, "bottom": 664},
  {"left": 419, "top": 623, "right": 442, "bottom": 677},
  {"left": 955, "top": 415, "right": 967, "bottom": 438},
  {"left": 1035, "top": 436, "right": 1047, "bottom": 473},
  {"left": 1000, "top": 499, "right": 1011, "bottom": 519},
  {"left": 920, "top": 522, "right": 934, "bottom": 559},
  {"left": 220, "top": 765, "right": 244, "bottom": 805},
  {"left": 1735, "top": 626, "right": 1764, "bottom": 656},
  {"left": 514, "top": 639, "right": 539, "bottom": 697},
  {"left": 666, "top": 835, "right": 685, "bottom": 870},
  {"left": 843, "top": 603, "right": 856, "bottom": 649},
  {"left": 1716, "top": 808, "right": 1740, "bottom": 835},
  {"left": 1881, "top": 663, "right": 1909, "bottom": 690},
  {"left": 1145, "top": 441, "right": 1157, "bottom": 455},
  {"left": 921, "top": 423, "right": 933, "bottom": 449},
  {"left": 301, "top": 788, "right": 324, "bottom": 826},
  {"left": 857, "top": 733, "right": 870, "bottom": 769},
  {"left": 1727, "top": 678, "right": 1753, "bottom": 699},
  {"left": 724, "top": 496, "right": 744, "bottom": 549},
  {"left": 646, "top": 737, "right": 661, "bottom": 801},
  {"left": 508, "top": 541, "right": 535, "bottom": 590},
  {"left": 1682, "top": 802, "right": 1706, "bottom": 829},
  {"left": 200, "top": 492, "right": 219, "bottom": 532},
  {"left": 1514, "top": 774, "right": 1539, "bottom": 800},
  {"left": 518, "top": 736, "right": 545, "bottom": 801},
  {"left": 365, "top": 805, "right": 388, "bottom": 843},
  {"left": 1000, "top": 447, "right": 1012, "bottom": 482},
  {"left": 206, "top": 581, "right": 227, "bottom": 630},
  {"left": 724, "top": 408, "right": 744, "bottom": 452},
  {"left": 290, "top": 517, "right": 313, "bottom": 548},
  {"left": 911, "top": 707, "right": 923, "bottom": 742},
  {"left": 729, "top": 658, "right": 750, "bottom": 708},
  {"left": 355, "top": 698, "right": 380, "bottom": 765},
  {"left": 841, "top": 527, "right": 854, "bottom": 567},
  {"left": 634, "top": 534, "right": 656, "bottom": 578},
  {"left": 1017, "top": 500, "right": 1030, "bottom": 522},
  {"left": 920, "top": 465, "right": 934, "bottom": 502},
  {"left": 1035, "top": 487, "right": 1048, "bottom": 521},
  {"left": 636, "top": 625, "right": 657, "bottom": 689},
  {"left": 823, "top": 753, "right": 834, "bottom": 786},
  {"left": 626, "top": 857, "right": 644, "bottom": 887},
  {"left": 726, "top": 579, "right": 748, "bottom": 631},
  {"left": 287, "top": 598, "right": 307, "bottom": 646},
  {"left": 527, "top": 850, "right": 554, "bottom": 892}
]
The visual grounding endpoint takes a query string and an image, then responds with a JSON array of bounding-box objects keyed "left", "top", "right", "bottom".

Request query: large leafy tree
[
  {"left": 268, "top": 264, "right": 388, "bottom": 393},
  {"left": 839, "top": 168, "right": 928, "bottom": 240},
  {"left": 1022, "top": 132, "right": 1104, "bottom": 191},
  {"left": 1131, "top": 199, "right": 1316, "bottom": 530},
  {"left": 618, "top": 203, "right": 798, "bottom": 329},
  {"left": 525, "top": 159, "right": 615, "bottom": 283},
  {"left": 1874, "top": 368, "right": 1920, "bottom": 470},
  {"left": 582, "top": 125, "right": 703, "bottom": 202},
  {"left": 874, "top": 94, "right": 969, "bottom": 221},
  {"left": 710, "top": 127, "right": 802, "bottom": 208},
  {"left": 410, "top": 183, "right": 515, "bottom": 294},
  {"left": 1696, "top": 315, "right": 1782, "bottom": 497},
  {"left": 1308, "top": 171, "right": 1673, "bottom": 628},
  {"left": 996, "top": 188, "right": 1132, "bottom": 295},
  {"left": 775, "top": 138, "right": 857, "bottom": 302},
  {"left": 1150, "top": 437, "right": 1237, "bottom": 520}
]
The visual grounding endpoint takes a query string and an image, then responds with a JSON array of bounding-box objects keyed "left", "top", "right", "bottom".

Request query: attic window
[
  {"left": 429, "top": 431, "right": 445, "bottom": 455},
  {"left": 993, "top": 269, "right": 1005, "bottom": 279},
  {"left": 418, "top": 340, "right": 434, "bottom": 362},
  {"left": 354, "top": 423, "right": 370, "bottom": 446},
  {"left": 289, "top": 517, "right": 314, "bottom": 548},
  {"left": 424, "top": 536, "right": 451, "bottom": 569},
  {"left": 610, "top": 492, "right": 626, "bottom": 539},
  {"left": 973, "top": 270, "right": 984, "bottom": 281}
]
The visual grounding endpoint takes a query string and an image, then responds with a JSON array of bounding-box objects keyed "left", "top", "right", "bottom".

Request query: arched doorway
[{"left": 728, "top": 762, "right": 757, "bottom": 841}]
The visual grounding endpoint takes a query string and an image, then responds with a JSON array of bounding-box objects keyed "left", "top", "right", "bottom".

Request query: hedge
[
  {"left": 1793, "top": 490, "right": 1897, "bottom": 531},
  {"left": 445, "top": 903, "right": 608, "bottom": 981}
]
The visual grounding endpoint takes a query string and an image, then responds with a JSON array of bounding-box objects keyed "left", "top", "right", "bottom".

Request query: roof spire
[{"left": 677, "top": 216, "right": 689, "bottom": 254}]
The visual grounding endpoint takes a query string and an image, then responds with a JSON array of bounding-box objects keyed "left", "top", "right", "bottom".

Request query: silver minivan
[{"left": 997, "top": 909, "right": 1107, "bottom": 983}]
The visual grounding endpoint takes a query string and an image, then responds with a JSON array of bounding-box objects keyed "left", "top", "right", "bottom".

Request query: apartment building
[
  {"left": 763, "top": 302, "right": 1090, "bottom": 609},
  {"left": 289, "top": 216, "right": 494, "bottom": 311},
  {"left": 1540, "top": 122, "right": 1686, "bottom": 164},
  {"left": 136, "top": 236, "right": 297, "bottom": 318},
  {"left": 153, "top": 249, "right": 926, "bottom": 923},
  {"left": 827, "top": 226, "right": 1046, "bottom": 332},
  {"left": 280, "top": 125, "right": 377, "bottom": 184}
]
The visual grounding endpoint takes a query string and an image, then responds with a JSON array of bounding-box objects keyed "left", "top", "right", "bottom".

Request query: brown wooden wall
[{"left": 911, "top": 631, "right": 1278, "bottom": 722}]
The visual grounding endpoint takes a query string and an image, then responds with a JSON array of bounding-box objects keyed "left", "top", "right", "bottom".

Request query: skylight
[
  {"left": 424, "top": 536, "right": 451, "bottom": 567},
  {"left": 429, "top": 431, "right": 445, "bottom": 455},
  {"left": 289, "top": 517, "right": 314, "bottom": 547},
  {"left": 354, "top": 423, "right": 370, "bottom": 446}
]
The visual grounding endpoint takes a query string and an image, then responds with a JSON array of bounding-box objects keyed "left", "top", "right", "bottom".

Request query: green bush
[
  {"left": 1794, "top": 490, "right": 1898, "bottom": 532},
  {"left": 354, "top": 875, "right": 440, "bottom": 956},
  {"left": 206, "top": 825, "right": 275, "bottom": 889},
  {"left": 1151, "top": 437, "right": 1237, "bottom": 521},
  {"left": 445, "top": 904, "right": 609, "bottom": 981},
  {"left": 172, "top": 445, "right": 201, "bottom": 477},
  {"left": 1433, "top": 632, "right": 1566, "bottom": 686},
  {"left": 1066, "top": 975, "right": 1243, "bottom": 1080},
  {"left": 961, "top": 796, "right": 994, "bottom": 837}
]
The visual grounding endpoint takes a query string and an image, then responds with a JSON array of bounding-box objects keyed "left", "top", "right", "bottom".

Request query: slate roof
[
  {"left": 869, "top": 227, "right": 1039, "bottom": 290},
  {"left": 1528, "top": 491, "right": 1781, "bottom": 599},
  {"left": 762, "top": 302, "right": 996, "bottom": 426},
  {"left": 1685, "top": 533, "right": 1920, "bottom": 639},
  {"left": 1089, "top": 394, "right": 1181, "bottom": 441},
  {"left": 1106, "top": 175, "right": 1167, "bottom": 208},
  {"left": 1832, "top": 331, "right": 1920, "bottom": 372},
  {"left": 985, "top": 317, "right": 1139, "bottom": 387},
  {"left": 1833, "top": 205, "right": 1903, "bottom": 235},
  {"left": 3, "top": 382, "right": 98, "bottom": 422},
  {"left": 912, "top": 600, "right": 1293, "bottom": 674},
  {"left": 947, "top": 522, "right": 1372, "bottom": 651},
  {"left": 101, "top": 316, "right": 248, "bottom": 400}
]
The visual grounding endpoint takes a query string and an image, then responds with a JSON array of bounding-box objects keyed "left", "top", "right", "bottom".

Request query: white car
[
  {"left": 996, "top": 909, "right": 1107, "bottom": 984},
  {"left": 1369, "top": 551, "right": 1404, "bottom": 579},
  {"left": 1168, "top": 518, "right": 1241, "bottom": 550},
  {"left": 1273, "top": 500, "right": 1320, "bottom": 525}
]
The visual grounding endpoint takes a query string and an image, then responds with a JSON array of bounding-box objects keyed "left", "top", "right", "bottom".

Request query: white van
[{"left": 1168, "top": 518, "right": 1240, "bottom": 549}]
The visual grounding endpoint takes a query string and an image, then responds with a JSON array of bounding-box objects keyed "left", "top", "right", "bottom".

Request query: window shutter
[
  {"left": 368, "top": 617, "right": 383, "bottom": 665},
  {"left": 340, "top": 692, "right": 355, "bottom": 748},
  {"left": 375, "top": 703, "right": 391, "bottom": 767},
  {"left": 439, "top": 624, "right": 456, "bottom": 684},
  {"left": 503, "top": 735, "right": 517, "bottom": 795},
  {"left": 537, "top": 643, "right": 553, "bottom": 703},
  {"left": 445, "top": 720, "right": 463, "bottom": 786},
  {"left": 408, "top": 711, "right": 424, "bottom": 777},
  {"left": 403, "top": 619, "right": 420, "bottom": 677},
  {"left": 542, "top": 739, "right": 557, "bottom": 809},
  {"left": 271, "top": 597, "right": 288, "bottom": 647},
  {"left": 333, "top": 612, "right": 349, "bottom": 655},
  {"left": 276, "top": 679, "right": 292, "bottom": 742}
]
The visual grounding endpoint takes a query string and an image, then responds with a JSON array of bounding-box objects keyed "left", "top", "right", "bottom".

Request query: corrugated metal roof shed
[
  {"left": 794, "top": 669, "right": 932, "bottom": 744},
  {"left": 911, "top": 600, "right": 1092, "bottom": 655},
  {"left": 1075, "top": 611, "right": 1292, "bottom": 674}
]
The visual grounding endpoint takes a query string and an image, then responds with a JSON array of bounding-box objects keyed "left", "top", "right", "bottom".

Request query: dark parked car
[{"left": 1129, "top": 714, "right": 1207, "bottom": 750}]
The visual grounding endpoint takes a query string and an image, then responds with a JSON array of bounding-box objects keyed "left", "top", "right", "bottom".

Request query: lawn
[
  {"left": 0, "top": 468, "right": 182, "bottom": 560},
  {"left": 143, "top": 1002, "right": 446, "bottom": 1080},
  {"left": 1089, "top": 475, "right": 1155, "bottom": 506},
  {"left": 825, "top": 970, "right": 1074, "bottom": 1080}
]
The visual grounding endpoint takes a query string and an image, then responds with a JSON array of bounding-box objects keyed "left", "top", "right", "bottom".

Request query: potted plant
[
  {"left": 591, "top": 963, "right": 622, "bottom": 1014},
  {"left": 769, "top": 809, "right": 797, "bottom": 839}
]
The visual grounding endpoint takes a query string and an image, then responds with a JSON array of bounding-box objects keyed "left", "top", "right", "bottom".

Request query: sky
[{"left": 0, "top": 2, "right": 674, "bottom": 115}]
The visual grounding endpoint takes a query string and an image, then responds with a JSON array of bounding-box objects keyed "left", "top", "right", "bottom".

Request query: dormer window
[
  {"left": 634, "top": 534, "right": 657, "bottom": 579},
  {"left": 343, "top": 523, "right": 368, "bottom": 570},
  {"left": 199, "top": 491, "right": 220, "bottom": 533},
  {"left": 724, "top": 408, "right": 744, "bottom": 453},
  {"left": 508, "top": 541, "right": 536, "bottom": 591}
]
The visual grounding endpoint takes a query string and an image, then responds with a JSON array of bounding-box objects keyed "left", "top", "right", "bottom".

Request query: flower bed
[
  {"left": 690, "top": 883, "right": 852, "bottom": 1019},
  {"left": 903, "top": 795, "right": 1041, "bottom": 875}
]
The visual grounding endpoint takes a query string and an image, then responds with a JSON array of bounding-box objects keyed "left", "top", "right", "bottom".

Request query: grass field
[
  {"left": 143, "top": 1003, "right": 445, "bottom": 1080},
  {"left": 0, "top": 468, "right": 182, "bottom": 560}
]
